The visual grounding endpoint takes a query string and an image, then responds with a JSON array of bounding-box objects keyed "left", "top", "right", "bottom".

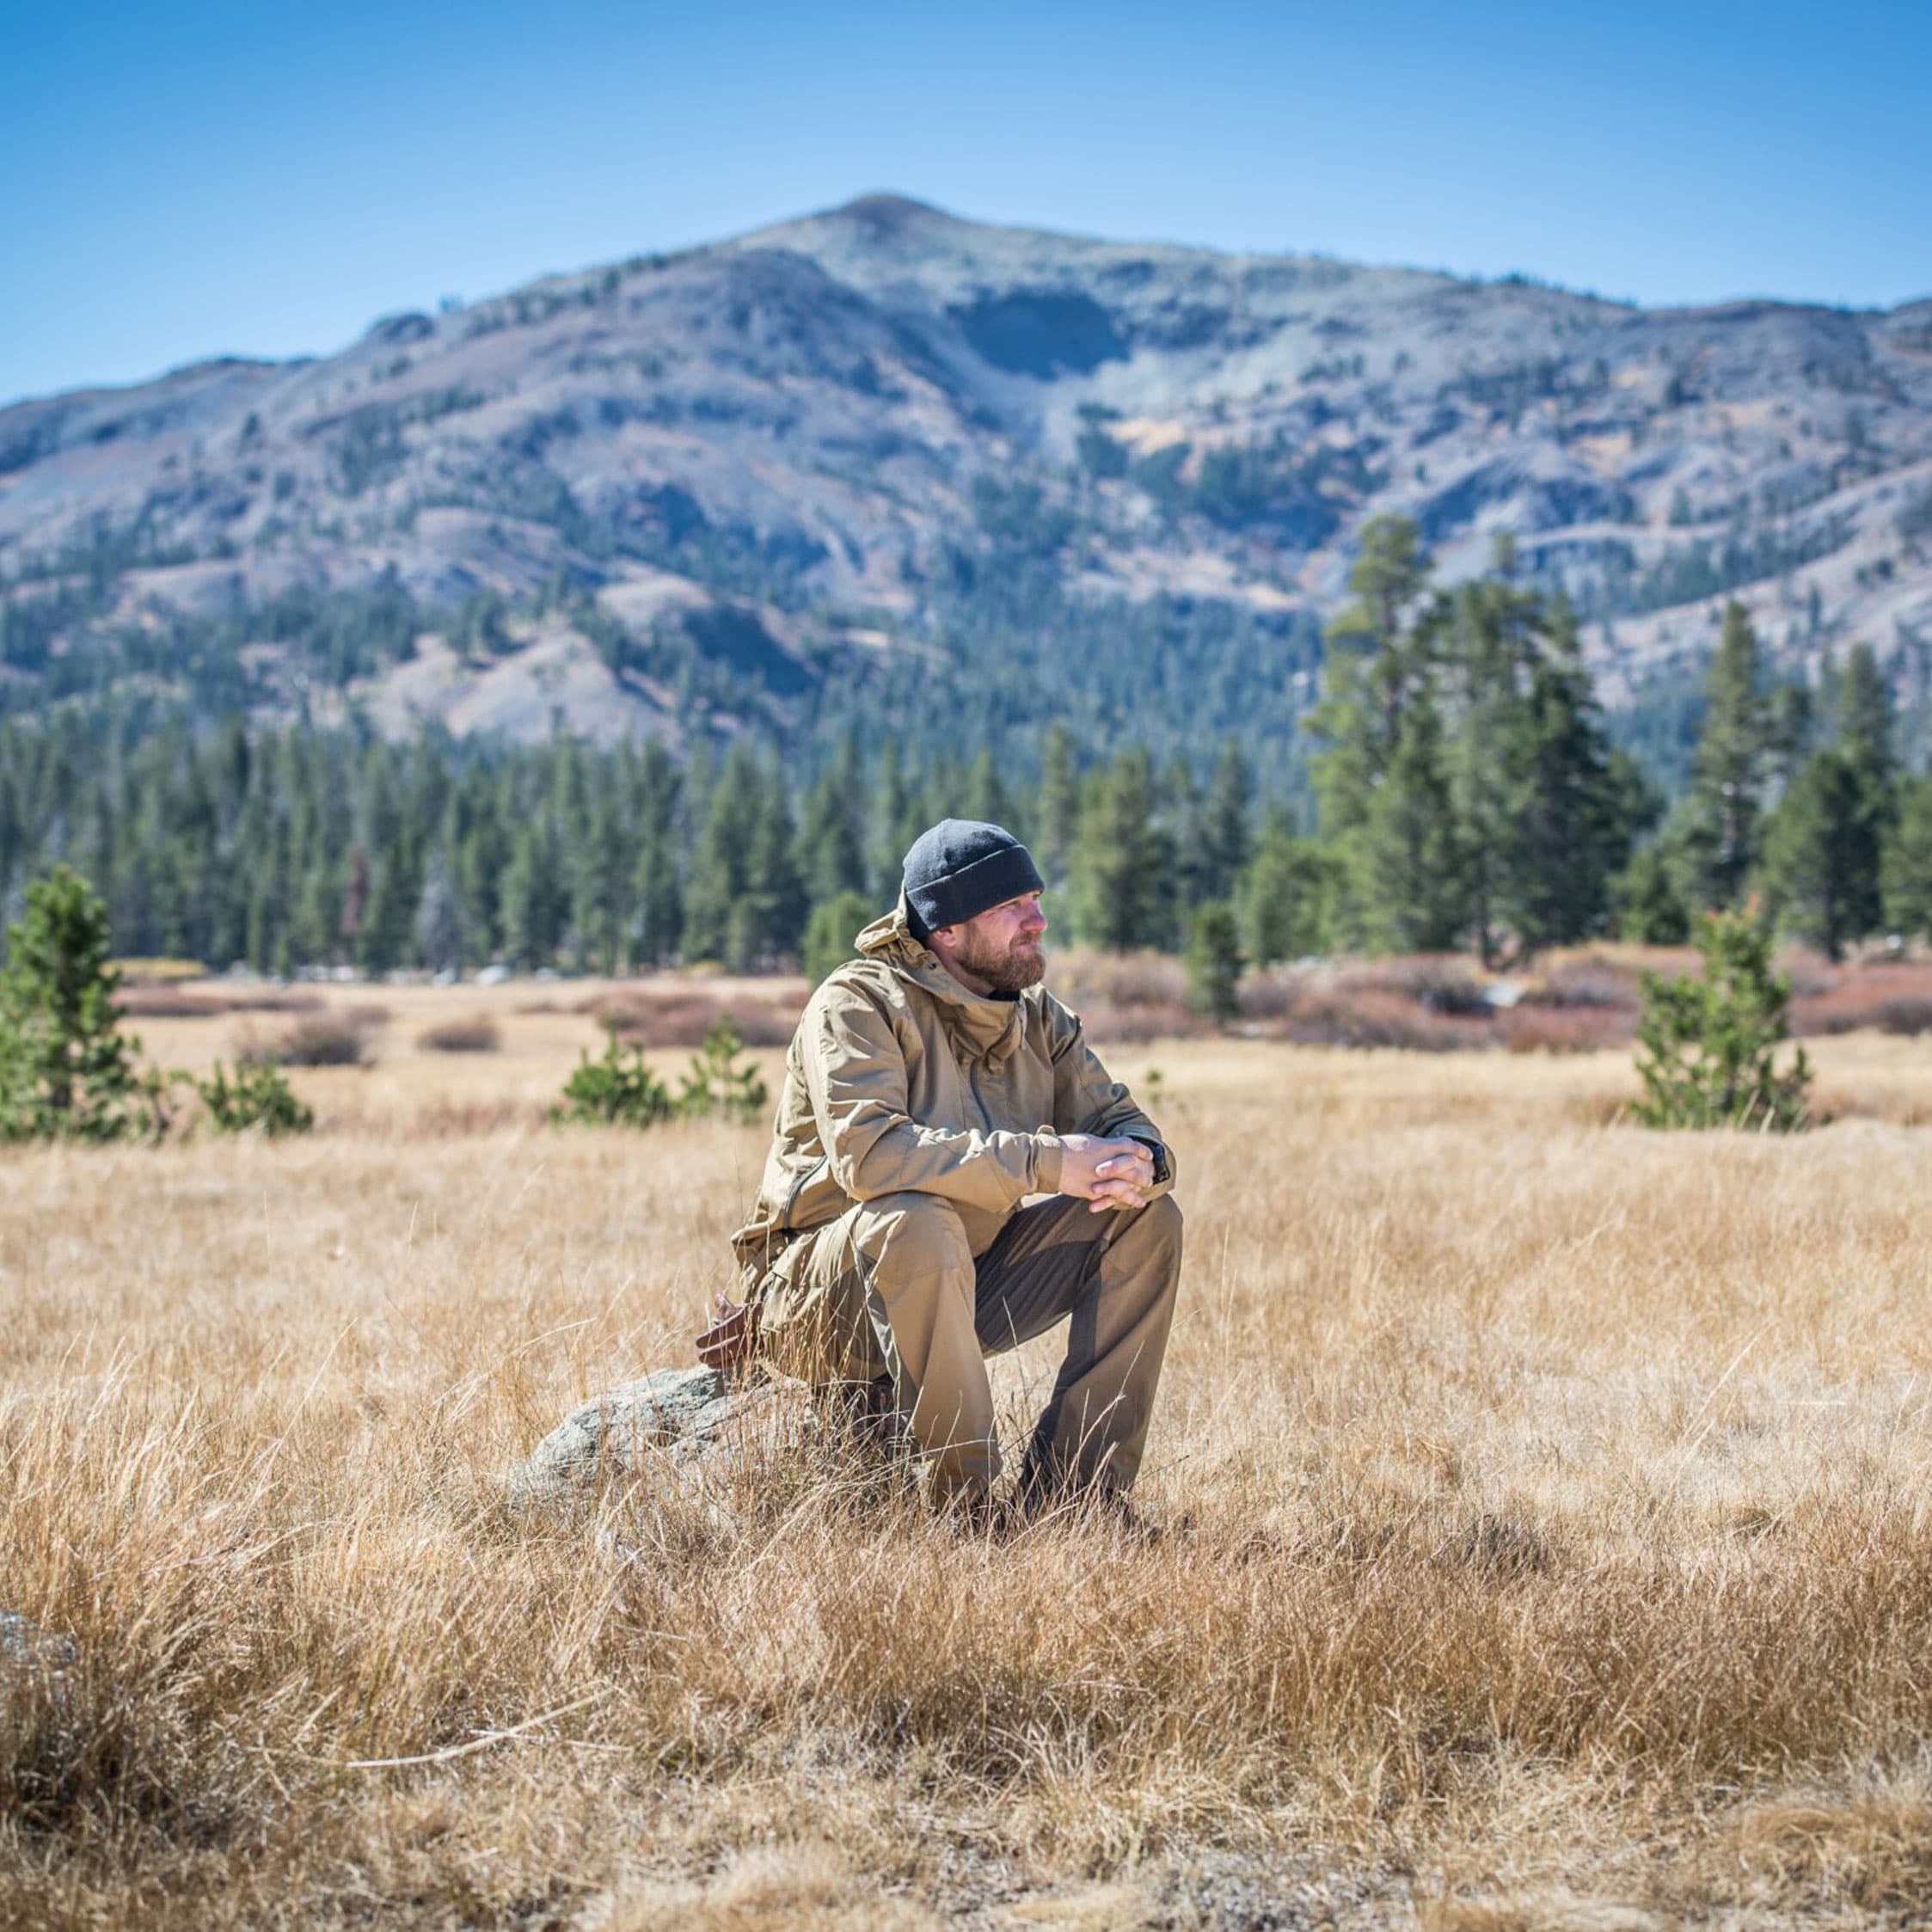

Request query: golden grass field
[{"left": 7, "top": 980, "right": 1932, "bottom": 1928}]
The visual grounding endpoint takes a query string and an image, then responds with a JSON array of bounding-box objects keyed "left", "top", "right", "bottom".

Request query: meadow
[{"left": 5, "top": 978, "right": 1932, "bottom": 1928}]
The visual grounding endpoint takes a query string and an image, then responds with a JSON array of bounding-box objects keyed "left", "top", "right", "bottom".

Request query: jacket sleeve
[
  {"left": 1046, "top": 997, "right": 1178, "bottom": 1196},
  {"left": 803, "top": 981, "right": 1059, "bottom": 1208}
]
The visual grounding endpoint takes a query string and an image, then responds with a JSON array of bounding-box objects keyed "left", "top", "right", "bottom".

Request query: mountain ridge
[{"left": 3, "top": 194, "right": 1930, "bottom": 765}]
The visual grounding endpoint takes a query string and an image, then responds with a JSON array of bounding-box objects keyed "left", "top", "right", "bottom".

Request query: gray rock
[
  {"left": 507, "top": 1366, "right": 775, "bottom": 1507},
  {"left": 2, "top": 1607, "right": 76, "bottom": 1679}
]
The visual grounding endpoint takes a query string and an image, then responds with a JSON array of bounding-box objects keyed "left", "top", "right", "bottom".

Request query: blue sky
[{"left": 3, "top": 0, "right": 1928, "bottom": 407}]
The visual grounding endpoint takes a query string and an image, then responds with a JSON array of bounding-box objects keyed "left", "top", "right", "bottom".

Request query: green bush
[
  {"left": 1632, "top": 909, "right": 1811, "bottom": 1132},
  {"left": 196, "top": 1058, "right": 314, "bottom": 1138},
  {"left": 0, "top": 867, "right": 165, "bottom": 1144},
  {"left": 553, "top": 1015, "right": 770, "bottom": 1130},
  {"left": 678, "top": 1015, "right": 770, "bottom": 1124},
  {"left": 552, "top": 1021, "right": 678, "bottom": 1128}
]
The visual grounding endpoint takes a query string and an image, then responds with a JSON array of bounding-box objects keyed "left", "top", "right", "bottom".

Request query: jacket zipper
[{"left": 779, "top": 1153, "right": 828, "bottom": 1231}]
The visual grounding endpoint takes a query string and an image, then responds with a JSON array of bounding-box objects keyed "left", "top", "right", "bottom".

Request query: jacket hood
[{"left": 854, "top": 893, "right": 1027, "bottom": 1068}]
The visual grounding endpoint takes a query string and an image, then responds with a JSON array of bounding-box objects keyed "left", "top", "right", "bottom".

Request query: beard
[{"left": 954, "top": 923, "right": 1047, "bottom": 994}]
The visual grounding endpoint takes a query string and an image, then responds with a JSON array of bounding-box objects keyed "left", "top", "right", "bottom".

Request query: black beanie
[{"left": 902, "top": 819, "right": 1045, "bottom": 938}]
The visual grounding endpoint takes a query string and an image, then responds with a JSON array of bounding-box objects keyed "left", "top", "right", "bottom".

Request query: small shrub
[
  {"left": 1284, "top": 990, "right": 1479, "bottom": 1052},
  {"left": 1233, "top": 968, "right": 1300, "bottom": 1022},
  {"left": 195, "top": 1059, "right": 313, "bottom": 1137},
  {"left": 1050, "top": 950, "right": 1188, "bottom": 1011},
  {"left": 116, "top": 985, "right": 323, "bottom": 1019},
  {"left": 1875, "top": 995, "right": 1932, "bottom": 1037},
  {"left": 589, "top": 991, "right": 801, "bottom": 1050},
  {"left": 415, "top": 1016, "right": 501, "bottom": 1053},
  {"left": 677, "top": 1015, "right": 770, "bottom": 1123},
  {"left": 1499, "top": 1005, "right": 1635, "bottom": 1054},
  {"left": 1781, "top": 952, "right": 1840, "bottom": 1000},
  {"left": 1353, "top": 956, "right": 1490, "bottom": 1016},
  {"left": 1632, "top": 910, "right": 1812, "bottom": 1132},
  {"left": 246, "top": 1010, "right": 383, "bottom": 1068},
  {"left": 1070, "top": 1000, "right": 1203, "bottom": 1045},
  {"left": 552, "top": 1021, "right": 677, "bottom": 1128},
  {"left": 1790, "top": 965, "right": 1932, "bottom": 1038},
  {"left": 722, "top": 997, "right": 800, "bottom": 1048},
  {"left": 1526, "top": 960, "right": 1638, "bottom": 1011}
]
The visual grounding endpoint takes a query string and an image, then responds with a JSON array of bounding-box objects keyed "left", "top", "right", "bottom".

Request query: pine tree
[
  {"left": 1071, "top": 749, "right": 1175, "bottom": 951},
  {"left": 1503, "top": 598, "right": 1639, "bottom": 950},
  {"left": 1357, "top": 692, "right": 1467, "bottom": 954},
  {"left": 1615, "top": 843, "right": 1690, "bottom": 944},
  {"left": 1199, "top": 739, "right": 1253, "bottom": 905},
  {"left": 499, "top": 815, "right": 564, "bottom": 970},
  {"left": 962, "top": 745, "right": 1012, "bottom": 831},
  {"left": 1674, "top": 602, "right": 1770, "bottom": 911},
  {"left": 683, "top": 739, "right": 760, "bottom": 963},
  {"left": 1441, "top": 578, "right": 1530, "bottom": 964},
  {"left": 1035, "top": 724, "right": 1081, "bottom": 891},
  {"left": 1238, "top": 809, "right": 1334, "bottom": 965},
  {"left": 629, "top": 742, "right": 684, "bottom": 967},
  {"left": 1309, "top": 516, "right": 1444, "bottom": 948},
  {"left": 745, "top": 754, "right": 807, "bottom": 966},
  {"left": 1837, "top": 642, "right": 1897, "bottom": 805},
  {"left": 870, "top": 739, "right": 914, "bottom": 903},
  {"left": 415, "top": 851, "right": 464, "bottom": 973},
  {"left": 1882, "top": 775, "right": 1932, "bottom": 941},
  {"left": 1633, "top": 910, "right": 1811, "bottom": 1132},
  {"left": 804, "top": 890, "right": 873, "bottom": 985},
  {"left": 1327, "top": 515, "right": 1430, "bottom": 660},
  {"left": 0, "top": 867, "right": 158, "bottom": 1144},
  {"left": 569, "top": 778, "right": 629, "bottom": 974},
  {"left": 1758, "top": 750, "right": 1868, "bottom": 959},
  {"left": 1760, "top": 643, "right": 1895, "bottom": 956},
  {"left": 799, "top": 735, "right": 869, "bottom": 909},
  {"left": 1186, "top": 900, "right": 1242, "bottom": 1023}
]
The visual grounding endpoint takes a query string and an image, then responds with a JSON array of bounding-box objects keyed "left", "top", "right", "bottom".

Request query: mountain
[{"left": 4, "top": 193, "right": 1931, "bottom": 770}]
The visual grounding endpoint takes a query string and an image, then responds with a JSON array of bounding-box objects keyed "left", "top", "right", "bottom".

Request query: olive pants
[{"left": 752, "top": 1189, "right": 1182, "bottom": 1501}]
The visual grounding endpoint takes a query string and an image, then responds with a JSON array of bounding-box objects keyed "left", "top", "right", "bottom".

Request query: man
[{"left": 719, "top": 818, "right": 1182, "bottom": 1512}]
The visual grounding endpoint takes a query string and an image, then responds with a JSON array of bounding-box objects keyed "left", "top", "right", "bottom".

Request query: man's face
[{"left": 941, "top": 891, "right": 1048, "bottom": 994}]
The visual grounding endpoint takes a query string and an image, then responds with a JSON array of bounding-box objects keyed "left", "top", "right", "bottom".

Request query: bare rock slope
[{"left": 4, "top": 193, "right": 1930, "bottom": 739}]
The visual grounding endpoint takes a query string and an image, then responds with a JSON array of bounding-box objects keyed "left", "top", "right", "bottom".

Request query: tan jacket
[{"left": 731, "top": 897, "right": 1175, "bottom": 1282}]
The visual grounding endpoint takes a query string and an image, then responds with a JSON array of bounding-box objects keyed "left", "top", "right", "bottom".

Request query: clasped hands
[{"left": 1053, "top": 1132, "right": 1156, "bottom": 1213}]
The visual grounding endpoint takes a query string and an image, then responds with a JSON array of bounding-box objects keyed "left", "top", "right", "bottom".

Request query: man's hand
[{"left": 1055, "top": 1133, "right": 1156, "bottom": 1213}]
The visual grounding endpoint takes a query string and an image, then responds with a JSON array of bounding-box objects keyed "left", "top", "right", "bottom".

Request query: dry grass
[{"left": 6, "top": 984, "right": 1932, "bottom": 1924}]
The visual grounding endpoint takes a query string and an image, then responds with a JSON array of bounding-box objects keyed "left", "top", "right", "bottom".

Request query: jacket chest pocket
[{"left": 959, "top": 1055, "right": 1053, "bottom": 1137}]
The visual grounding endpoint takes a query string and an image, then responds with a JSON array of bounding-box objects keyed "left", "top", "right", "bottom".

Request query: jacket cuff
[
  {"left": 1131, "top": 1136, "right": 1174, "bottom": 1193},
  {"left": 1031, "top": 1132, "right": 1064, "bottom": 1193}
]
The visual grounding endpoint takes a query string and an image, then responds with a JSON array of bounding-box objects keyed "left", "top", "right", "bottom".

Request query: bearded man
[{"left": 720, "top": 819, "right": 1182, "bottom": 1514}]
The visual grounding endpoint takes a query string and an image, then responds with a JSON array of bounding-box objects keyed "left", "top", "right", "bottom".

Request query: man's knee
[
  {"left": 1146, "top": 1193, "right": 1182, "bottom": 1247},
  {"left": 1119, "top": 1192, "right": 1183, "bottom": 1263},
  {"left": 856, "top": 1191, "right": 972, "bottom": 1285}
]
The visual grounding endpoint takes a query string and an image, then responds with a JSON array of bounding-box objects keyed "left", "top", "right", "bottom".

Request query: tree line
[{"left": 2, "top": 518, "right": 1929, "bottom": 976}]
